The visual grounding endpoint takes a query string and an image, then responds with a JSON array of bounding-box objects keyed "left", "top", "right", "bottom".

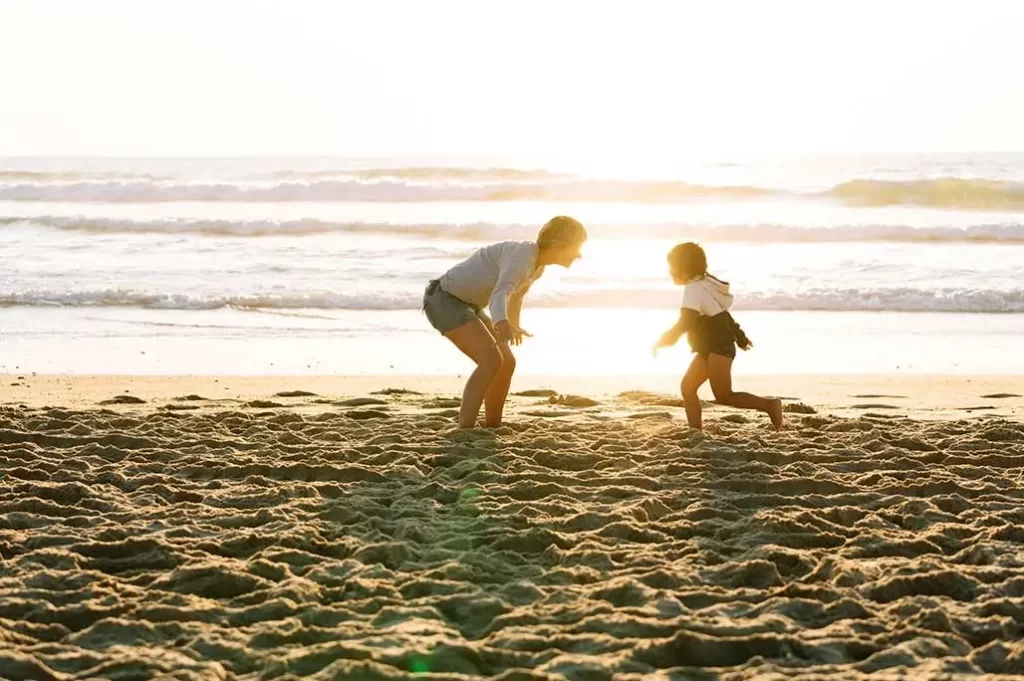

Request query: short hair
[
  {"left": 667, "top": 242, "right": 707, "bottom": 279},
  {"left": 537, "top": 216, "right": 587, "bottom": 249}
]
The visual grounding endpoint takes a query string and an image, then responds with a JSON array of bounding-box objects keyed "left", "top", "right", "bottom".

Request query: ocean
[{"left": 2, "top": 154, "right": 1023, "bottom": 376}]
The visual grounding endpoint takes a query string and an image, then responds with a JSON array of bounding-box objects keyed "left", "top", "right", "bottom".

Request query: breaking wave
[
  {"left": 827, "top": 178, "right": 1024, "bottom": 210},
  {"left": 7, "top": 216, "right": 1024, "bottom": 242},
  {"left": 0, "top": 178, "right": 779, "bottom": 203},
  {"left": 3, "top": 287, "right": 1022, "bottom": 313},
  {"left": 3, "top": 167, "right": 1024, "bottom": 210}
]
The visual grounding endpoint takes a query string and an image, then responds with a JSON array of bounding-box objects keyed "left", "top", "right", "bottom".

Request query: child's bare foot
[{"left": 768, "top": 398, "right": 784, "bottom": 431}]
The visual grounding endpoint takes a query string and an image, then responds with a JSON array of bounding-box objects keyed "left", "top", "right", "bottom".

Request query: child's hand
[{"left": 734, "top": 328, "right": 753, "bottom": 351}]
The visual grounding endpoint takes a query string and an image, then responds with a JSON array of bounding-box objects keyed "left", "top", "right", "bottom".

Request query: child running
[
  {"left": 423, "top": 216, "right": 588, "bottom": 429},
  {"left": 652, "top": 242, "right": 783, "bottom": 431}
]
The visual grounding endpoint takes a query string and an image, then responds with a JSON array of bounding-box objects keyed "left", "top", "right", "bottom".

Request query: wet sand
[{"left": 2, "top": 374, "right": 1024, "bottom": 679}]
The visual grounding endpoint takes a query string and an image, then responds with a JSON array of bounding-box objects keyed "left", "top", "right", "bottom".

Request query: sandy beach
[
  {"left": 2, "top": 374, "right": 1024, "bottom": 679},
  {"left": 6, "top": 2, "right": 1024, "bottom": 678}
]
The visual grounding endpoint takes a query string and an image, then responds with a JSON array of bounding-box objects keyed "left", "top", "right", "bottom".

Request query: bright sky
[{"left": 1, "top": 0, "right": 1022, "bottom": 160}]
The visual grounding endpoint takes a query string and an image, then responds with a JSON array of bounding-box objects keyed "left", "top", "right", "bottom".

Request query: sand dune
[{"left": 2, "top": 384, "right": 1024, "bottom": 679}]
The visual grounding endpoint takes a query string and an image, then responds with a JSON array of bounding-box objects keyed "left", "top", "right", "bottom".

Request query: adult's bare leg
[{"left": 445, "top": 319, "right": 504, "bottom": 428}]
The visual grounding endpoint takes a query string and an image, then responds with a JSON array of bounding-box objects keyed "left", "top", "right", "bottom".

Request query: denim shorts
[{"left": 423, "top": 280, "right": 492, "bottom": 334}]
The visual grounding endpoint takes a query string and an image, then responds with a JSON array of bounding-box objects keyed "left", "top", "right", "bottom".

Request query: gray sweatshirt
[{"left": 439, "top": 241, "right": 544, "bottom": 324}]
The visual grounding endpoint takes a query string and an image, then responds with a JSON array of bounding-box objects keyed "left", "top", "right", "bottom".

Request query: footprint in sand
[
  {"left": 783, "top": 402, "right": 817, "bottom": 414},
  {"left": 522, "top": 409, "right": 572, "bottom": 418},
  {"left": 433, "top": 409, "right": 460, "bottom": 418},
  {"left": 423, "top": 398, "right": 461, "bottom": 409},
  {"left": 338, "top": 397, "right": 388, "bottom": 407},
  {"left": 513, "top": 389, "right": 558, "bottom": 398},
  {"left": 161, "top": 404, "right": 200, "bottom": 411},
  {"left": 851, "top": 403, "right": 900, "bottom": 409},
  {"left": 174, "top": 394, "right": 208, "bottom": 401},
  {"left": 617, "top": 391, "right": 685, "bottom": 407},
  {"left": 981, "top": 393, "right": 1021, "bottom": 399},
  {"left": 372, "top": 388, "right": 423, "bottom": 396},
  {"left": 246, "top": 400, "right": 284, "bottom": 408},
  {"left": 346, "top": 409, "right": 392, "bottom": 420},
  {"left": 99, "top": 395, "right": 147, "bottom": 405},
  {"left": 627, "top": 412, "right": 674, "bottom": 420},
  {"left": 647, "top": 397, "right": 686, "bottom": 407},
  {"left": 274, "top": 390, "right": 318, "bottom": 398},
  {"left": 851, "top": 394, "right": 908, "bottom": 399},
  {"left": 549, "top": 395, "right": 601, "bottom": 408}
]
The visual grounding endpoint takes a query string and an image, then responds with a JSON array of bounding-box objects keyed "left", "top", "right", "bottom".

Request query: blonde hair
[{"left": 537, "top": 216, "right": 587, "bottom": 249}]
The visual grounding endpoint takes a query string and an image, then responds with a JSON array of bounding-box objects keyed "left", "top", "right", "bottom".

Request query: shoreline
[
  {"left": 5, "top": 309, "right": 1024, "bottom": 378},
  {"left": 3, "top": 373, "right": 1021, "bottom": 422}
]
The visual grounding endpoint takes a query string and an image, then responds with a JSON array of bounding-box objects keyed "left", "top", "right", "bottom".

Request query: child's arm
[
  {"left": 653, "top": 309, "right": 698, "bottom": 355},
  {"left": 728, "top": 313, "right": 753, "bottom": 351}
]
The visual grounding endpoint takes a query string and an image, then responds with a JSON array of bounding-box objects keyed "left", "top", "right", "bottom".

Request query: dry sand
[{"left": 2, "top": 374, "right": 1024, "bottom": 680}]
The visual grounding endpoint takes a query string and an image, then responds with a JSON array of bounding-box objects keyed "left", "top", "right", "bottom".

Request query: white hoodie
[{"left": 681, "top": 275, "right": 734, "bottom": 317}]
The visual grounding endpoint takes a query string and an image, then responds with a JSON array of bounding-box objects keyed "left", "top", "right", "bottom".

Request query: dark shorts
[
  {"left": 423, "top": 280, "right": 492, "bottom": 335},
  {"left": 691, "top": 312, "right": 738, "bottom": 360},
  {"left": 698, "top": 342, "right": 737, "bottom": 361}
]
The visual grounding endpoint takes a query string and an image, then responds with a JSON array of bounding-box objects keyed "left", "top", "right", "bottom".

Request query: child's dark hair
[{"left": 667, "top": 242, "right": 707, "bottom": 280}]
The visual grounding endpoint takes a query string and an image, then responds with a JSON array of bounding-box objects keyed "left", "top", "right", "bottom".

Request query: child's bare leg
[
  {"left": 483, "top": 343, "right": 516, "bottom": 427},
  {"left": 680, "top": 354, "right": 709, "bottom": 430},
  {"left": 707, "top": 354, "right": 783, "bottom": 431},
  {"left": 444, "top": 320, "right": 503, "bottom": 428}
]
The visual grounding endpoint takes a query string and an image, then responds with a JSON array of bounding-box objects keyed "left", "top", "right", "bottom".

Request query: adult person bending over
[{"left": 422, "top": 216, "right": 588, "bottom": 429}]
